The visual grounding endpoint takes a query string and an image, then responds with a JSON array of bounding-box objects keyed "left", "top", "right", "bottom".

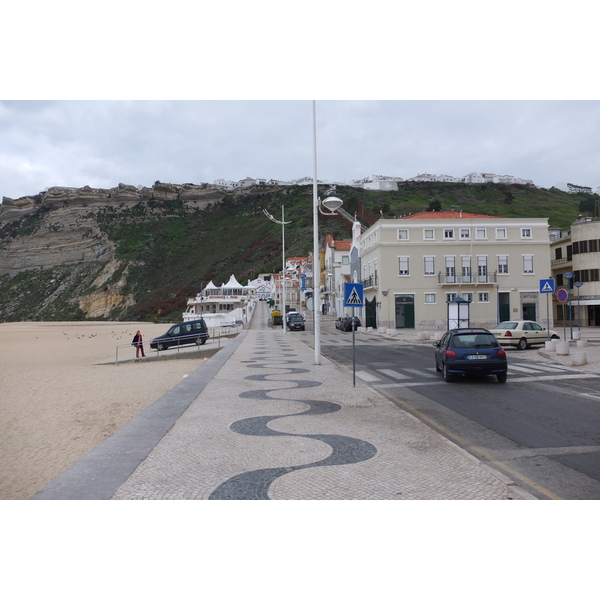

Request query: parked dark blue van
[{"left": 150, "top": 319, "right": 209, "bottom": 351}]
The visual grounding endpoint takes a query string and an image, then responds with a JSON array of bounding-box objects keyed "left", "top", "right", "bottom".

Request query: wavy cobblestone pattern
[{"left": 209, "top": 358, "right": 378, "bottom": 500}]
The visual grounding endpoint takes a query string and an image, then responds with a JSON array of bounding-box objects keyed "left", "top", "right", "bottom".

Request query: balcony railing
[
  {"left": 361, "top": 273, "right": 379, "bottom": 289},
  {"left": 437, "top": 271, "right": 497, "bottom": 284}
]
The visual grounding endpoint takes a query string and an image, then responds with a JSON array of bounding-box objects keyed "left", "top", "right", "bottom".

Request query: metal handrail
[{"left": 114, "top": 324, "right": 244, "bottom": 364}]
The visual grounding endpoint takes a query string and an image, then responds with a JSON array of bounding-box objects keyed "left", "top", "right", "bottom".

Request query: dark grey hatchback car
[{"left": 433, "top": 328, "right": 508, "bottom": 383}]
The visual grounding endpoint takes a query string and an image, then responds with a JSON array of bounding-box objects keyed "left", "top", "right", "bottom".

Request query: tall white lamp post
[
  {"left": 312, "top": 101, "right": 345, "bottom": 363},
  {"left": 263, "top": 206, "right": 291, "bottom": 335}
]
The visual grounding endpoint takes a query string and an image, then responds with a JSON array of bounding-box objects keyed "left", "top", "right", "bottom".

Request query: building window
[
  {"left": 398, "top": 229, "right": 409, "bottom": 240},
  {"left": 478, "top": 292, "right": 489, "bottom": 302},
  {"left": 477, "top": 256, "right": 488, "bottom": 282},
  {"left": 498, "top": 255, "right": 509, "bottom": 274},
  {"left": 342, "top": 256, "right": 349, "bottom": 265},
  {"left": 475, "top": 228, "right": 487, "bottom": 239},
  {"left": 446, "top": 292, "right": 457, "bottom": 302},
  {"left": 463, "top": 293, "right": 473, "bottom": 302},
  {"left": 444, "top": 229, "right": 455, "bottom": 240},
  {"left": 461, "top": 256, "right": 471, "bottom": 283},
  {"left": 424, "top": 256, "right": 435, "bottom": 276},
  {"left": 398, "top": 256, "right": 409, "bottom": 276},
  {"left": 423, "top": 229, "right": 435, "bottom": 240},
  {"left": 460, "top": 228, "right": 470, "bottom": 239},
  {"left": 496, "top": 227, "right": 507, "bottom": 239},
  {"left": 445, "top": 256, "right": 456, "bottom": 283},
  {"left": 425, "top": 293, "right": 436, "bottom": 304},
  {"left": 523, "top": 255, "right": 534, "bottom": 274},
  {"left": 521, "top": 228, "right": 532, "bottom": 239}
]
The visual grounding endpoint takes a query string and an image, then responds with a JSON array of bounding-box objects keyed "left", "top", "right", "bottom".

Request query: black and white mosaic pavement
[{"left": 209, "top": 351, "right": 377, "bottom": 499}]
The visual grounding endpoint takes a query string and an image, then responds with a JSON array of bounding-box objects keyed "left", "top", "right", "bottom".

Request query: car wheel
[
  {"left": 158, "top": 342, "right": 168, "bottom": 351},
  {"left": 517, "top": 338, "right": 528, "bottom": 350},
  {"left": 443, "top": 362, "right": 454, "bottom": 382},
  {"left": 551, "top": 334, "right": 559, "bottom": 340},
  {"left": 195, "top": 336, "right": 206, "bottom": 345},
  {"left": 497, "top": 372, "right": 507, "bottom": 383}
]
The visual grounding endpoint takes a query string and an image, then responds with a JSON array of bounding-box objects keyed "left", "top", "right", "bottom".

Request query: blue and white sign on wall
[
  {"left": 539, "top": 278, "right": 555, "bottom": 294},
  {"left": 344, "top": 283, "right": 364, "bottom": 307}
]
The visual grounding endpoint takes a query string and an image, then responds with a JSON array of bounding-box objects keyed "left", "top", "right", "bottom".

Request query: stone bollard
[
  {"left": 573, "top": 331, "right": 581, "bottom": 340},
  {"left": 386, "top": 328, "right": 397, "bottom": 336},
  {"left": 571, "top": 352, "right": 588, "bottom": 366},
  {"left": 417, "top": 332, "right": 430, "bottom": 340},
  {"left": 577, "top": 339, "right": 588, "bottom": 348},
  {"left": 545, "top": 340, "right": 556, "bottom": 352},
  {"left": 555, "top": 341, "right": 570, "bottom": 355}
]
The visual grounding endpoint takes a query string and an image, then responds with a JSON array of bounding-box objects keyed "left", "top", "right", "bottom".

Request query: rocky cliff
[
  {"left": 0, "top": 182, "right": 229, "bottom": 320},
  {"left": 0, "top": 182, "right": 223, "bottom": 276}
]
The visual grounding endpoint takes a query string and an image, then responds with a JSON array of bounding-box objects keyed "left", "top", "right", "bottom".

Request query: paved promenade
[{"left": 33, "top": 302, "right": 563, "bottom": 501}]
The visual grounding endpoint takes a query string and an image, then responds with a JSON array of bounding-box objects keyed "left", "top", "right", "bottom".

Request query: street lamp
[
  {"left": 263, "top": 206, "right": 291, "bottom": 335},
  {"left": 574, "top": 281, "right": 583, "bottom": 332},
  {"left": 563, "top": 271, "right": 575, "bottom": 340},
  {"left": 312, "top": 102, "right": 346, "bottom": 363}
]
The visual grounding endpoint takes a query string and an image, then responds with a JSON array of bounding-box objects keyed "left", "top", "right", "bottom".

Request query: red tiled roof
[
  {"left": 334, "top": 240, "right": 352, "bottom": 250},
  {"left": 400, "top": 211, "right": 496, "bottom": 219}
]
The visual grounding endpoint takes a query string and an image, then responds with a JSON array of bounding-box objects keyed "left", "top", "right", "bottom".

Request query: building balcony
[
  {"left": 437, "top": 271, "right": 497, "bottom": 285},
  {"left": 361, "top": 273, "right": 379, "bottom": 289}
]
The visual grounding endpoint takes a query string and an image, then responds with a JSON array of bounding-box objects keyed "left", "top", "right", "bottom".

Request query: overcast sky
[
  {"left": 2, "top": 3, "right": 598, "bottom": 201},
  {"left": 1, "top": 99, "right": 599, "bottom": 200}
]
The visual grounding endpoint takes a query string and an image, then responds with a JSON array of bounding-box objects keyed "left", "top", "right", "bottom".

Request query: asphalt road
[{"left": 317, "top": 331, "right": 600, "bottom": 500}]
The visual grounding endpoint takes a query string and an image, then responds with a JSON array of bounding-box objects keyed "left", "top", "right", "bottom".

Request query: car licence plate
[{"left": 466, "top": 354, "right": 488, "bottom": 360}]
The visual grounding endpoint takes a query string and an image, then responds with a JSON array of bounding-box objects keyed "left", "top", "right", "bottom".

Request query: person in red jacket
[{"left": 132, "top": 330, "right": 145, "bottom": 358}]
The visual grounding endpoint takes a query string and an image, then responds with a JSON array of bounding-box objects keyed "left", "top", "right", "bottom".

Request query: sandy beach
[{"left": 0, "top": 321, "right": 212, "bottom": 500}]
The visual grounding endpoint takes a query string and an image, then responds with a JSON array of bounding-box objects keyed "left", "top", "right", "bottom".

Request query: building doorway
[
  {"left": 395, "top": 294, "right": 415, "bottom": 328},
  {"left": 523, "top": 303, "right": 536, "bottom": 321},
  {"left": 498, "top": 292, "right": 510, "bottom": 322},
  {"left": 365, "top": 297, "right": 377, "bottom": 328}
]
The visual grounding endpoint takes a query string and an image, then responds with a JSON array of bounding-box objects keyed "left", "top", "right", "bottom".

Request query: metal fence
[{"left": 114, "top": 324, "right": 244, "bottom": 364}]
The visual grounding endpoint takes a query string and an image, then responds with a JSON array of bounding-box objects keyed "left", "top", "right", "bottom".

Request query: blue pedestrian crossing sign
[
  {"left": 344, "top": 283, "right": 364, "bottom": 307},
  {"left": 539, "top": 279, "right": 555, "bottom": 294}
]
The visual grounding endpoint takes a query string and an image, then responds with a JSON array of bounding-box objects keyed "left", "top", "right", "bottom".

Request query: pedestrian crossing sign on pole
[
  {"left": 344, "top": 283, "right": 364, "bottom": 307},
  {"left": 539, "top": 279, "right": 555, "bottom": 294}
]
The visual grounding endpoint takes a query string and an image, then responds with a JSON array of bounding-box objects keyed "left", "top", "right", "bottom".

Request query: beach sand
[{"left": 0, "top": 321, "right": 210, "bottom": 500}]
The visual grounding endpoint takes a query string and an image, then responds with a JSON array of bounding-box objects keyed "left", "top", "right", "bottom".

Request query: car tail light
[
  {"left": 498, "top": 348, "right": 506, "bottom": 357},
  {"left": 504, "top": 331, "right": 512, "bottom": 337},
  {"left": 445, "top": 350, "right": 457, "bottom": 358}
]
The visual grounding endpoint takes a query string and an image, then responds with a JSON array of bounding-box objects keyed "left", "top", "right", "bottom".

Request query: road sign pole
[
  {"left": 352, "top": 306, "right": 357, "bottom": 387},
  {"left": 546, "top": 293, "right": 550, "bottom": 340}
]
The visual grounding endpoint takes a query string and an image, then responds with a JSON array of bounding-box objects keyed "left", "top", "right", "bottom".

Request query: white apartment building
[{"left": 358, "top": 211, "right": 552, "bottom": 331}]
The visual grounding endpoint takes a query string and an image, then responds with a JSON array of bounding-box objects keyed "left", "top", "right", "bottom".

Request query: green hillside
[{"left": 0, "top": 182, "right": 596, "bottom": 322}]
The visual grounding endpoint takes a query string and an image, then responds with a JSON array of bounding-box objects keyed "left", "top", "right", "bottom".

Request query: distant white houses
[
  {"left": 352, "top": 175, "right": 401, "bottom": 191},
  {"left": 554, "top": 182, "right": 594, "bottom": 194},
  {"left": 209, "top": 172, "right": 599, "bottom": 193}
]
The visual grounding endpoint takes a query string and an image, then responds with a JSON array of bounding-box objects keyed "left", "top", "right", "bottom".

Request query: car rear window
[
  {"left": 453, "top": 334, "right": 497, "bottom": 347},
  {"left": 494, "top": 322, "right": 517, "bottom": 330}
]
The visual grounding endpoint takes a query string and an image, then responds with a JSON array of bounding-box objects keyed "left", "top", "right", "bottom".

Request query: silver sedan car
[{"left": 489, "top": 320, "right": 559, "bottom": 350}]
